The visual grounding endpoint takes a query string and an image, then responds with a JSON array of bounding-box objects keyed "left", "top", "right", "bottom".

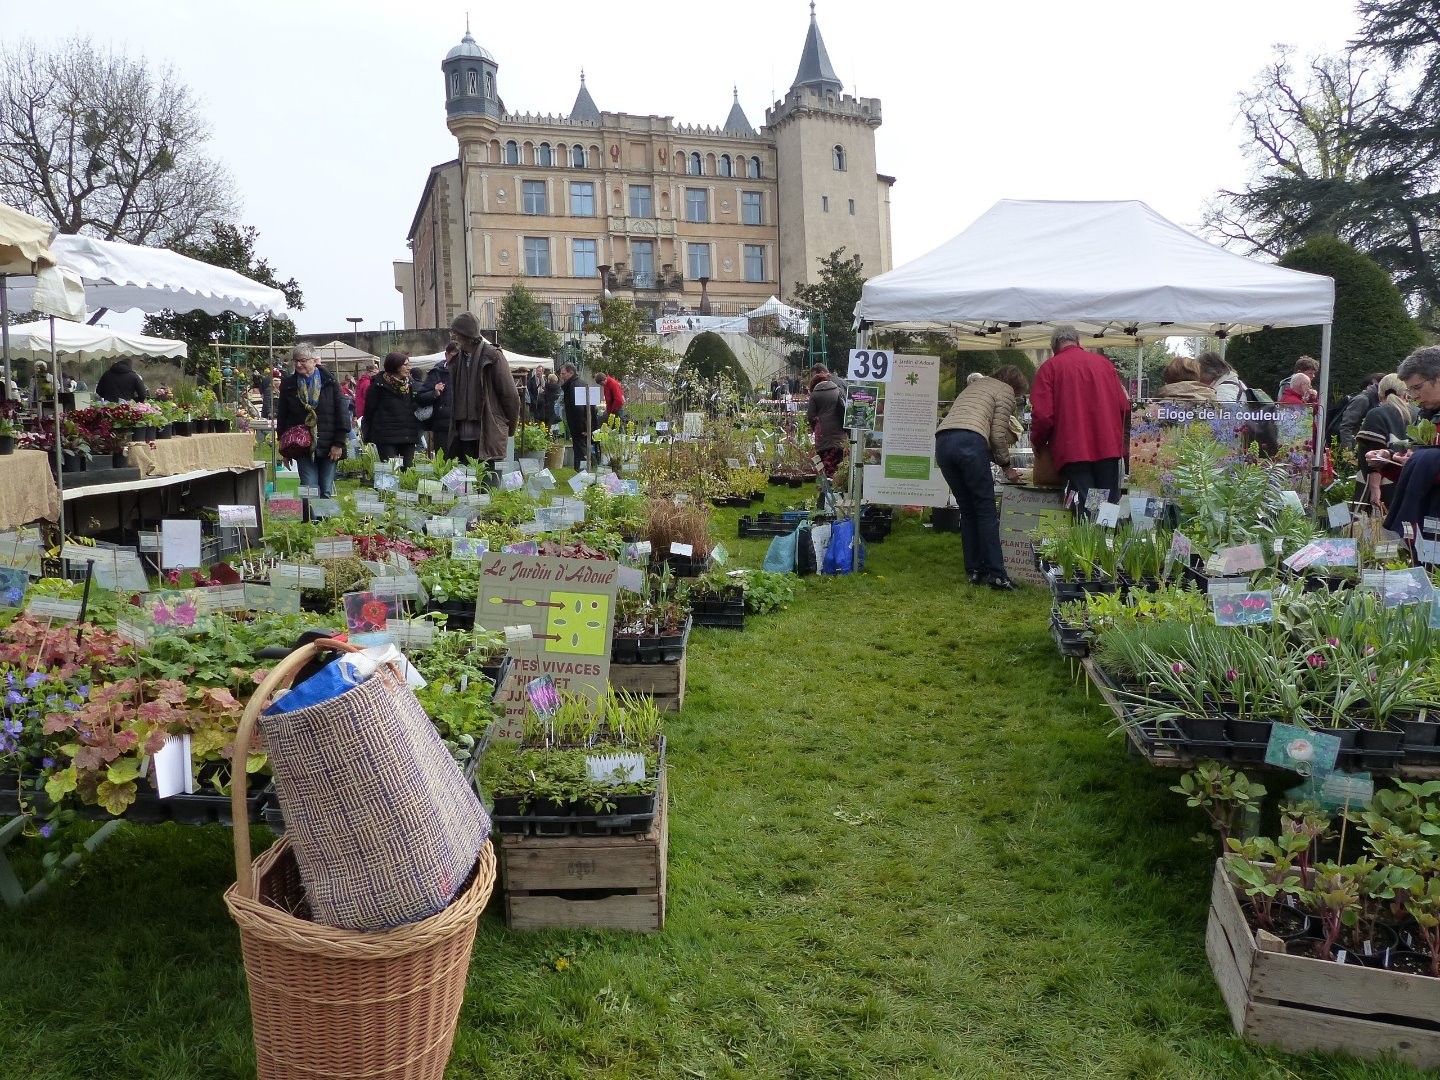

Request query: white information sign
[{"left": 867, "top": 354, "right": 949, "bottom": 507}]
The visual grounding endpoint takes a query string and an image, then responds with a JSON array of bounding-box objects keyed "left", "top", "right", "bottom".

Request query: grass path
[{"left": 0, "top": 505, "right": 1428, "bottom": 1079}]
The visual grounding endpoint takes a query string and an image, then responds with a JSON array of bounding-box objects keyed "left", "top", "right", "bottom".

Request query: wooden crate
[
  {"left": 607, "top": 655, "right": 685, "bottom": 713},
  {"left": 1205, "top": 859, "right": 1440, "bottom": 1068},
  {"left": 498, "top": 772, "right": 668, "bottom": 932}
]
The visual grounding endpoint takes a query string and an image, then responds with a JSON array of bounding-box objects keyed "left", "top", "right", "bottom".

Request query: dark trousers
[
  {"left": 446, "top": 437, "right": 481, "bottom": 465},
  {"left": 374, "top": 443, "right": 415, "bottom": 470},
  {"left": 935, "top": 429, "right": 1005, "bottom": 578},
  {"left": 572, "top": 433, "right": 592, "bottom": 472},
  {"left": 1060, "top": 458, "right": 1122, "bottom": 514}
]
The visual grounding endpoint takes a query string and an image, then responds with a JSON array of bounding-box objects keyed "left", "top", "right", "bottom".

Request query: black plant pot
[
  {"left": 212, "top": 418, "right": 232, "bottom": 433},
  {"left": 111, "top": 451, "right": 128, "bottom": 468},
  {"left": 1175, "top": 714, "right": 1227, "bottom": 743},
  {"left": 173, "top": 421, "right": 193, "bottom": 437},
  {"left": 1388, "top": 951, "right": 1437, "bottom": 976},
  {"left": 1396, "top": 714, "right": 1440, "bottom": 748},
  {"left": 1242, "top": 902, "right": 1313, "bottom": 941},
  {"left": 611, "top": 635, "right": 641, "bottom": 663},
  {"left": 930, "top": 507, "right": 962, "bottom": 532},
  {"left": 0, "top": 435, "right": 13, "bottom": 456},
  {"left": 1224, "top": 717, "right": 1272, "bottom": 761},
  {"left": 1356, "top": 725, "right": 1405, "bottom": 771},
  {"left": 62, "top": 451, "right": 86, "bottom": 473},
  {"left": 156, "top": 424, "right": 172, "bottom": 440}
]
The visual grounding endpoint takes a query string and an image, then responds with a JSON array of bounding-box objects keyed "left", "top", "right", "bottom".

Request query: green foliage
[
  {"left": 1226, "top": 236, "right": 1421, "bottom": 394},
  {"left": 497, "top": 283, "right": 560, "bottom": 358},
  {"left": 679, "top": 332, "right": 751, "bottom": 395},
  {"left": 738, "top": 569, "right": 796, "bottom": 614},
  {"left": 1170, "top": 762, "right": 1267, "bottom": 849},
  {"left": 585, "top": 299, "right": 670, "bottom": 381},
  {"left": 142, "top": 224, "right": 303, "bottom": 381},
  {"left": 786, "top": 247, "right": 865, "bottom": 372}
]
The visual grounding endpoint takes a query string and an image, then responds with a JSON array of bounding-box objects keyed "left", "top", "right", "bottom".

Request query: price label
[{"left": 847, "top": 349, "right": 893, "bottom": 383}]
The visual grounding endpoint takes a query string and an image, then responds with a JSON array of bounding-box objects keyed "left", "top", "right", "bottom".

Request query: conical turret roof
[
  {"left": 792, "top": 2, "right": 843, "bottom": 94},
  {"left": 570, "top": 71, "right": 600, "bottom": 124},
  {"left": 722, "top": 88, "right": 755, "bottom": 135}
]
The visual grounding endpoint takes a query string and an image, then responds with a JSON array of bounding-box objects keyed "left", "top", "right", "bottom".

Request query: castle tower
[
  {"left": 443, "top": 28, "right": 501, "bottom": 136},
  {"left": 766, "top": 2, "right": 892, "bottom": 294}
]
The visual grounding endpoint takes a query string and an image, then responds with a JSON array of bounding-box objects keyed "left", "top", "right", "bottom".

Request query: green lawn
[{"left": 0, "top": 501, "right": 1428, "bottom": 1079}]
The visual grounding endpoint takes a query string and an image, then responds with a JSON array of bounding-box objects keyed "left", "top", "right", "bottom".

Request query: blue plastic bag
[
  {"left": 763, "top": 527, "right": 799, "bottom": 573},
  {"left": 822, "top": 518, "right": 865, "bottom": 575}
]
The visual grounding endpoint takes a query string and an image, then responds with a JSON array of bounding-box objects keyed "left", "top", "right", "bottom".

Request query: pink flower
[
  {"left": 1325, "top": 636, "right": 1340, "bottom": 648},
  {"left": 1226, "top": 669, "right": 1239, "bottom": 682},
  {"left": 1306, "top": 653, "right": 1327, "bottom": 669},
  {"left": 1365, "top": 645, "right": 1377, "bottom": 656},
  {"left": 1171, "top": 661, "right": 1186, "bottom": 675}
]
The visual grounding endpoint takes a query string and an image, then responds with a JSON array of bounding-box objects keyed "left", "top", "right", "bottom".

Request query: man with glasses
[
  {"left": 1384, "top": 346, "right": 1440, "bottom": 538},
  {"left": 276, "top": 343, "right": 347, "bottom": 499}
]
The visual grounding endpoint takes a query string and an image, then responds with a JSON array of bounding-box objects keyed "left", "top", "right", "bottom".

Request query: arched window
[
  {"left": 505, "top": 140, "right": 519, "bottom": 165},
  {"left": 689, "top": 152, "right": 702, "bottom": 175},
  {"left": 467, "top": 70, "right": 478, "bottom": 96},
  {"left": 538, "top": 142, "right": 553, "bottom": 166},
  {"left": 719, "top": 155, "right": 732, "bottom": 177},
  {"left": 748, "top": 156, "right": 761, "bottom": 179},
  {"left": 572, "top": 144, "right": 586, "bottom": 168},
  {"left": 833, "top": 145, "right": 846, "bottom": 171}
]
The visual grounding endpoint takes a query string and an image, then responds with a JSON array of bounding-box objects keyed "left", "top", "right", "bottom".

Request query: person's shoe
[
  {"left": 967, "top": 570, "right": 985, "bottom": 586},
  {"left": 988, "top": 575, "right": 1017, "bottom": 591}
]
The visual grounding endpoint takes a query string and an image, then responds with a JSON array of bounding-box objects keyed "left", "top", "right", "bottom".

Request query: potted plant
[
  {"left": 514, "top": 420, "right": 549, "bottom": 461},
  {"left": 0, "top": 414, "right": 16, "bottom": 455}
]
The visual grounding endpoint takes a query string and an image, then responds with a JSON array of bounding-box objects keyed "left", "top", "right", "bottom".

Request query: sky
[{"left": 4, "top": 0, "right": 1366, "bottom": 336}]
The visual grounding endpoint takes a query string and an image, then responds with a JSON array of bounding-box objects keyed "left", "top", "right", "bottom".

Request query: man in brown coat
[{"left": 444, "top": 311, "right": 520, "bottom": 466}]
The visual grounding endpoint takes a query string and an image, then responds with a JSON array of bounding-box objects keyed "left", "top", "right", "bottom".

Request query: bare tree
[
  {"left": 1204, "top": 46, "right": 1392, "bottom": 256},
  {"left": 0, "top": 36, "right": 236, "bottom": 244}
]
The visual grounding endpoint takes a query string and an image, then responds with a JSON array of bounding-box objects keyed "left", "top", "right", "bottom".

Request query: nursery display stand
[
  {"left": 497, "top": 770, "right": 667, "bottom": 932},
  {"left": 608, "top": 654, "right": 686, "bottom": 713},
  {"left": 1206, "top": 859, "right": 1440, "bottom": 1068}
]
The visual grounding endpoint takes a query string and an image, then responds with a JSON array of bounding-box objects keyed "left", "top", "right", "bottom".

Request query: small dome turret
[{"left": 442, "top": 28, "right": 501, "bottom": 121}]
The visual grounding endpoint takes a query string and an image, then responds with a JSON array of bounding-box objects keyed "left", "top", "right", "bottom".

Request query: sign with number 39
[{"left": 847, "top": 349, "right": 893, "bottom": 383}]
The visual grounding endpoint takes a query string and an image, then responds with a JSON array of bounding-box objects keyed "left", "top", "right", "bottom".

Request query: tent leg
[
  {"left": 1, "top": 275, "right": 11, "bottom": 401},
  {"left": 51, "top": 317, "right": 65, "bottom": 546},
  {"left": 1312, "top": 322, "right": 1332, "bottom": 508}
]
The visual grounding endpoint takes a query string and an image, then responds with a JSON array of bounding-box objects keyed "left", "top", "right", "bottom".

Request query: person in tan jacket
[
  {"left": 1153, "top": 356, "right": 1217, "bottom": 403},
  {"left": 934, "top": 365, "right": 1030, "bottom": 590}
]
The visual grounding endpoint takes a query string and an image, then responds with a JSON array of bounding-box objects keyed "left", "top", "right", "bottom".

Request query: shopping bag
[
  {"left": 796, "top": 522, "right": 818, "bottom": 576},
  {"left": 809, "top": 522, "right": 832, "bottom": 572},
  {"left": 1032, "top": 444, "right": 1060, "bottom": 488},
  {"left": 763, "top": 528, "right": 799, "bottom": 573},
  {"left": 259, "top": 661, "right": 490, "bottom": 931},
  {"left": 822, "top": 518, "right": 865, "bottom": 575}
]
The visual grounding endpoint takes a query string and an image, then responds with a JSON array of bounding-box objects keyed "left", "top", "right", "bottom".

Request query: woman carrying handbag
[{"left": 276, "top": 343, "right": 348, "bottom": 499}]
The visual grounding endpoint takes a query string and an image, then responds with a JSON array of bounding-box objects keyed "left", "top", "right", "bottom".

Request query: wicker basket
[{"left": 225, "top": 639, "right": 496, "bottom": 1080}]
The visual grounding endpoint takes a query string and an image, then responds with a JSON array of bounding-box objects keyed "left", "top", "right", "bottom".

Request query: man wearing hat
[{"left": 442, "top": 311, "right": 519, "bottom": 467}]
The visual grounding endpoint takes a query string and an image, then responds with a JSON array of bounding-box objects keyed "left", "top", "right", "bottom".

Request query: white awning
[
  {"left": 1, "top": 320, "right": 187, "bottom": 360},
  {"left": 857, "top": 199, "right": 1335, "bottom": 346},
  {"left": 3, "top": 233, "right": 290, "bottom": 317}
]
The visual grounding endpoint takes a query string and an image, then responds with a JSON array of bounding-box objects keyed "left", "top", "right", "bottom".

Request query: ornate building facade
[{"left": 394, "top": 6, "right": 894, "bottom": 333}]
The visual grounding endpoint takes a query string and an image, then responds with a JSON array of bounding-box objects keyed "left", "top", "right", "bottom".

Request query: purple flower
[
  {"left": 1306, "top": 653, "right": 1327, "bottom": 669},
  {"left": 1171, "top": 661, "right": 1186, "bottom": 675},
  {"left": 5, "top": 689, "right": 21, "bottom": 706},
  {"left": 41, "top": 756, "right": 54, "bottom": 768},
  {"left": 77, "top": 684, "right": 89, "bottom": 699},
  {"left": 1226, "top": 669, "right": 1239, "bottom": 682},
  {"left": 23, "top": 671, "right": 42, "bottom": 689},
  {"left": 1325, "top": 636, "right": 1340, "bottom": 648},
  {"left": 38, "top": 823, "right": 52, "bottom": 839}
]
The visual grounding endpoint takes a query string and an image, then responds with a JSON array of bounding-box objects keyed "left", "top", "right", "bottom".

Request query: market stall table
[
  {"left": 0, "top": 449, "right": 61, "bottom": 529},
  {"left": 125, "top": 432, "right": 256, "bottom": 478}
]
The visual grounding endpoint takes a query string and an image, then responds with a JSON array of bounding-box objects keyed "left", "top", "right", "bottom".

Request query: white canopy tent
[
  {"left": 0, "top": 201, "right": 57, "bottom": 395},
  {"left": 409, "top": 348, "right": 554, "bottom": 372},
  {"left": 2, "top": 321, "right": 186, "bottom": 361},
  {"left": 855, "top": 199, "right": 1338, "bottom": 499},
  {"left": 2, "top": 233, "right": 289, "bottom": 317}
]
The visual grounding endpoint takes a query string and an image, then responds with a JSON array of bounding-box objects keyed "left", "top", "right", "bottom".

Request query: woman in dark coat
[
  {"left": 276, "top": 344, "right": 348, "bottom": 498},
  {"left": 361, "top": 352, "right": 423, "bottom": 469}
]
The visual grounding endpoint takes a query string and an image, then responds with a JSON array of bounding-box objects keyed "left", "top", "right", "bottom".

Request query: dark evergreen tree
[
  {"left": 678, "top": 332, "right": 750, "bottom": 394},
  {"left": 497, "top": 283, "right": 560, "bottom": 358},
  {"left": 785, "top": 248, "right": 865, "bottom": 373},
  {"left": 1225, "top": 235, "right": 1421, "bottom": 397}
]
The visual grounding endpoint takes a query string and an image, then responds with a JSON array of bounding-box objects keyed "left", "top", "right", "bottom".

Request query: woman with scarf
[
  {"left": 276, "top": 343, "right": 347, "bottom": 498},
  {"left": 361, "top": 352, "right": 423, "bottom": 469}
]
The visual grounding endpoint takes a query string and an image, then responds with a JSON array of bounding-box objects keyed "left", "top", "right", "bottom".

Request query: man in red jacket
[
  {"left": 1030, "top": 326, "right": 1131, "bottom": 512},
  {"left": 594, "top": 370, "right": 625, "bottom": 420}
]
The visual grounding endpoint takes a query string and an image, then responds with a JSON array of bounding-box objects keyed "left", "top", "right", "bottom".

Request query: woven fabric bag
[{"left": 258, "top": 661, "right": 490, "bottom": 931}]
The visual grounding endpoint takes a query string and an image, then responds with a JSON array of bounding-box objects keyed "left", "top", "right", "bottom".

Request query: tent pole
[
  {"left": 1, "top": 275, "right": 11, "bottom": 401},
  {"left": 1312, "top": 322, "right": 1332, "bottom": 508},
  {"left": 50, "top": 317, "right": 65, "bottom": 548}
]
